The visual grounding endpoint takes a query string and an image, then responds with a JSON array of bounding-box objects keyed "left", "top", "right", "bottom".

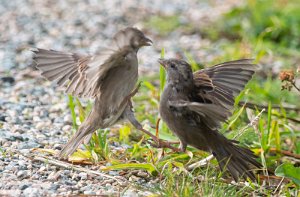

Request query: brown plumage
[
  {"left": 32, "top": 27, "right": 152, "bottom": 159},
  {"left": 158, "top": 58, "right": 262, "bottom": 181}
]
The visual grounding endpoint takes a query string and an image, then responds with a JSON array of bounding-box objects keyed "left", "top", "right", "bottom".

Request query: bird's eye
[{"left": 170, "top": 63, "right": 176, "bottom": 69}]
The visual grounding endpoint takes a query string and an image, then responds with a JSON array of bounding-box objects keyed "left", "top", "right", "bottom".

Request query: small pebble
[
  {"left": 17, "top": 170, "right": 30, "bottom": 179},
  {"left": 84, "top": 190, "right": 97, "bottom": 195},
  {"left": 78, "top": 172, "right": 88, "bottom": 180}
]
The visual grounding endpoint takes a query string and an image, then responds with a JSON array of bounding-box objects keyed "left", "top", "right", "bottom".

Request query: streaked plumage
[
  {"left": 33, "top": 27, "right": 152, "bottom": 159},
  {"left": 158, "top": 58, "right": 262, "bottom": 181}
]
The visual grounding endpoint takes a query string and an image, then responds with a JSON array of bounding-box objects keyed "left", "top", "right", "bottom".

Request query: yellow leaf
[{"left": 68, "top": 149, "right": 91, "bottom": 162}]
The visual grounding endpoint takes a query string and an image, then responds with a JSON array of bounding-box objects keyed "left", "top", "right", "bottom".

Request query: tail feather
[
  {"left": 212, "top": 136, "right": 262, "bottom": 182},
  {"left": 59, "top": 124, "right": 93, "bottom": 159}
]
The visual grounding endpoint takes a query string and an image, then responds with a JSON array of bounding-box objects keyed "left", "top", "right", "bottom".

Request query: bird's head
[
  {"left": 158, "top": 58, "right": 193, "bottom": 87},
  {"left": 113, "top": 27, "right": 152, "bottom": 51}
]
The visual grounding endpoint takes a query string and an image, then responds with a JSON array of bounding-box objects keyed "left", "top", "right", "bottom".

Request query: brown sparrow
[
  {"left": 33, "top": 27, "right": 152, "bottom": 159},
  {"left": 158, "top": 58, "right": 262, "bottom": 181}
]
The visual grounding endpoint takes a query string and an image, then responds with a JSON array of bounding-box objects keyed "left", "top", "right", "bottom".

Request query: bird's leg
[
  {"left": 122, "top": 82, "right": 162, "bottom": 141},
  {"left": 121, "top": 85, "right": 160, "bottom": 142},
  {"left": 124, "top": 106, "right": 179, "bottom": 152},
  {"left": 153, "top": 117, "right": 180, "bottom": 151},
  {"left": 155, "top": 118, "right": 179, "bottom": 144},
  {"left": 122, "top": 83, "right": 180, "bottom": 152},
  {"left": 179, "top": 141, "right": 187, "bottom": 152}
]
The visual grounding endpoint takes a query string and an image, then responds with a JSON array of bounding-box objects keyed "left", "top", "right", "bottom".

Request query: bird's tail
[
  {"left": 59, "top": 123, "right": 94, "bottom": 159},
  {"left": 211, "top": 134, "right": 262, "bottom": 182}
]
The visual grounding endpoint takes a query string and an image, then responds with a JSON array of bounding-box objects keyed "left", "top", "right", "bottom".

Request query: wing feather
[
  {"left": 32, "top": 48, "right": 116, "bottom": 98},
  {"left": 169, "top": 100, "right": 231, "bottom": 130},
  {"left": 193, "top": 59, "right": 257, "bottom": 112}
]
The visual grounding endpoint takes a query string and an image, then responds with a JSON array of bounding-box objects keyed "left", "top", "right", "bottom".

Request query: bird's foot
[
  {"left": 149, "top": 137, "right": 180, "bottom": 152},
  {"left": 149, "top": 118, "right": 181, "bottom": 152},
  {"left": 125, "top": 111, "right": 180, "bottom": 152}
]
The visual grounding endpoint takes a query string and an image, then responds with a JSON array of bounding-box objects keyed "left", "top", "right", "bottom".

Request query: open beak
[
  {"left": 158, "top": 58, "right": 167, "bottom": 68},
  {"left": 143, "top": 37, "right": 153, "bottom": 46}
]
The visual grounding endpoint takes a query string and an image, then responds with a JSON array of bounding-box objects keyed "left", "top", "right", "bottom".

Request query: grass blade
[
  {"left": 159, "top": 48, "right": 166, "bottom": 97},
  {"left": 68, "top": 95, "right": 78, "bottom": 130}
]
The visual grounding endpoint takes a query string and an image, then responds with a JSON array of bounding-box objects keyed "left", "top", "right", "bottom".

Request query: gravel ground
[{"left": 0, "top": 0, "right": 239, "bottom": 196}]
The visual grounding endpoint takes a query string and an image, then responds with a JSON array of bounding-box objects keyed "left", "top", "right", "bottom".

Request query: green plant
[
  {"left": 209, "top": 0, "right": 300, "bottom": 49},
  {"left": 61, "top": 12, "right": 300, "bottom": 194}
]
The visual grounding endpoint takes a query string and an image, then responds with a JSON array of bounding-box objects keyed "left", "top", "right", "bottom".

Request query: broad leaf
[{"left": 275, "top": 163, "right": 300, "bottom": 186}]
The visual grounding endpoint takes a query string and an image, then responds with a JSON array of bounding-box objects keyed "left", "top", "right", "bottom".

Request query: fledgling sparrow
[
  {"left": 32, "top": 27, "right": 152, "bottom": 159},
  {"left": 158, "top": 58, "right": 262, "bottom": 181}
]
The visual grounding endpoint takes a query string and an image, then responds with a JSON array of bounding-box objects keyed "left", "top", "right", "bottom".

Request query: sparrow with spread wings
[
  {"left": 33, "top": 27, "right": 152, "bottom": 159},
  {"left": 158, "top": 58, "right": 262, "bottom": 181}
]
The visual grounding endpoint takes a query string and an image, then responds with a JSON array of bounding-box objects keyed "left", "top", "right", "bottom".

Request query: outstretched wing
[
  {"left": 169, "top": 59, "right": 257, "bottom": 130},
  {"left": 32, "top": 29, "right": 142, "bottom": 98},
  {"left": 32, "top": 48, "right": 117, "bottom": 98},
  {"left": 193, "top": 59, "right": 257, "bottom": 112}
]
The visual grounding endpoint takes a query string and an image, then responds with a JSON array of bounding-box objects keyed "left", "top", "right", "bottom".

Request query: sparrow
[
  {"left": 158, "top": 58, "right": 262, "bottom": 181},
  {"left": 32, "top": 27, "right": 152, "bottom": 159}
]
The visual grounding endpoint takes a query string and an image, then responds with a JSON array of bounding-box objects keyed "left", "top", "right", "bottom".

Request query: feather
[
  {"left": 193, "top": 59, "right": 257, "bottom": 115},
  {"left": 33, "top": 47, "right": 118, "bottom": 98}
]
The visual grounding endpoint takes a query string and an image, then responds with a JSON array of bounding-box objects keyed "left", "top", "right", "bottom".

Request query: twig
[
  {"left": 234, "top": 109, "right": 265, "bottom": 140},
  {"left": 32, "top": 155, "right": 126, "bottom": 185},
  {"left": 257, "top": 148, "right": 300, "bottom": 159},
  {"left": 247, "top": 109, "right": 270, "bottom": 183},
  {"left": 292, "top": 82, "right": 300, "bottom": 92},
  {"left": 273, "top": 177, "right": 284, "bottom": 194},
  {"left": 278, "top": 149, "right": 300, "bottom": 159},
  {"left": 239, "top": 101, "right": 300, "bottom": 124},
  {"left": 273, "top": 114, "right": 300, "bottom": 124},
  {"left": 187, "top": 154, "right": 214, "bottom": 170},
  {"left": 239, "top": 101, "right": 300, "bottom": 112}
]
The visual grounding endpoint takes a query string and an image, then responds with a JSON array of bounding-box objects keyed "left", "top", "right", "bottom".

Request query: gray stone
[
  {"left": 47, "top": 170, "right": 62, "bottom": 181},
  {"left": 78, "top": 172, "right": 88, "bottom": 180},
  {"left": 23, "top": 187, "right": 40, "bottom": 197},
  {"left": 35, "top": 122, "right": 44, "bottom": 130},
  {"left": 17, "top": 170, "right": 30, "bottom": 179},
  {"left": 53, "top": 143, "right": 62, "bottom": 150},
  {"left": 62, "top": 125, "right": 72, "bottom": 132},
  {"left": 18, "top": 141, "right": 41, "bottom": 149},
  {"left": 49, "top": 183, "right": 59, "bottom": 191},
  {"left": 31, "top": 174, "right": 39, "bottom": 180},
  {"left": 84, "top": 190, "right": 96, "bottom": 195},
  {"left": 137, "top": 171, "right": 148, "bottom": 178},
  {"left": 80, "top": 185, "right": 91, "bottom": 192},
  {"left": 19, "top": 183, "right": 31, "bottom": 190}
]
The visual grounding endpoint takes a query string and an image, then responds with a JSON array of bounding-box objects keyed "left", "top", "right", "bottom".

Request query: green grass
[
  {"left": 66, "top": 68, "right": 299, "bottom": 195},
  {"left": 63, "top": 1, "right": 300, "bottom": 195},
  {"left": 66, "top": 58, "right": 299, "bottom": 195},
  {"left": 202, "top": 0, "right": 300, "bottom": 50}
]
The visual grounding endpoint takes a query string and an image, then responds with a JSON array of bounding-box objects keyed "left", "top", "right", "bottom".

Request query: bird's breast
[{"left": 96, "top": 57, "right": 138, "bottom": 120}]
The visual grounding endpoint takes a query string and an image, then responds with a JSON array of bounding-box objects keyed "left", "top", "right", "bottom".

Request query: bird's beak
[
  {"left": 158, "top": 58, "right": 167, "bottom": 68},
  {"left": 143, "top": 37, "right": 153, "bottom": 46}
]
